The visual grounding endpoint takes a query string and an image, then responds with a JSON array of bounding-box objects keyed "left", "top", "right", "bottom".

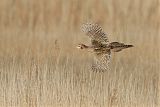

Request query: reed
[{"left": 0, "top": 0, "right": 159, "bottom": 107}]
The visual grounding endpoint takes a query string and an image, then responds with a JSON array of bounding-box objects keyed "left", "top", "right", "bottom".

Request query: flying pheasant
[{"left": 77, "top": 23, "right": 133, "bottom": 72}]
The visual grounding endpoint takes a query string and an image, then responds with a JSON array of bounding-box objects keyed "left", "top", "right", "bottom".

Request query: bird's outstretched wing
[
  {"left": 81, "top": 23, "right": 109, "bottom": 45},
  {"left": 91, "top": 52, "right": 111, "bottom": 72}
]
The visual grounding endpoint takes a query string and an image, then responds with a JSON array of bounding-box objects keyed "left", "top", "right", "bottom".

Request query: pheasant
[{"left": 77, "top": 23, "right": 133, "bottom": 72}]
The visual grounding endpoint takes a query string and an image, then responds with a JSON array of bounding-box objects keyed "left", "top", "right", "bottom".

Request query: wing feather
[
  {"left": 81, "top": 23, "right": 109, "bottom": 45},
  {"left": 92, "top": 52, "right": 111, "bottom": 72}
]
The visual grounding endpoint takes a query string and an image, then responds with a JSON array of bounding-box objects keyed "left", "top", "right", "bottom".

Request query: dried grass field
[{"left": 0, "top": 0, "right": 159, "bottom": 107}]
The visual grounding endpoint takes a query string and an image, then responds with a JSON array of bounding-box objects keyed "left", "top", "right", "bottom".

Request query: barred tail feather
[
  {"left": 111, "top": 44, "right": 133, "bottom": 52},
  {"left": 124, "top": 45, "right": 134, "bottom": 48}
]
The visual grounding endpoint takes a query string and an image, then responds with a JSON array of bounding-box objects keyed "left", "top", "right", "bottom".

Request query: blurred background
[
  {"left": 0, "top": 0, "right": 159, "bottom": 107},
  {"left": 0, "top": 0, "right": 159, "bottom": 50}
]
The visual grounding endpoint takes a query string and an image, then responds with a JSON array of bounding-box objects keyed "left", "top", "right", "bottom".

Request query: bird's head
[{"left": 76, "top": 44, "right": 88, "bottom": 49}]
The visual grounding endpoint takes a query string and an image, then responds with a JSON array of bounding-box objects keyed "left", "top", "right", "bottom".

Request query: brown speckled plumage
[{"left": 77, "top": 23, "right": 133, "bottom": 72}]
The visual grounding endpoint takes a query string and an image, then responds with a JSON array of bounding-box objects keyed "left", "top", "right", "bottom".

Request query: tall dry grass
[{"left": 0, "top": 0, "right": 159, "bottom": 107}]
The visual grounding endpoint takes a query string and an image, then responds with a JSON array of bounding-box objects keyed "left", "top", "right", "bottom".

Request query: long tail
[
  {"left": 111, "top": 44, "right": 133, "bottom": 52},
  {"left": 123, "top": 45, "right": 134, "bottom": 48}
]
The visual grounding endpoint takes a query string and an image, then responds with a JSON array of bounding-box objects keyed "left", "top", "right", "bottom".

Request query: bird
[{"left": 77, "top": 23, "right": 133, "bottom": 72}]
